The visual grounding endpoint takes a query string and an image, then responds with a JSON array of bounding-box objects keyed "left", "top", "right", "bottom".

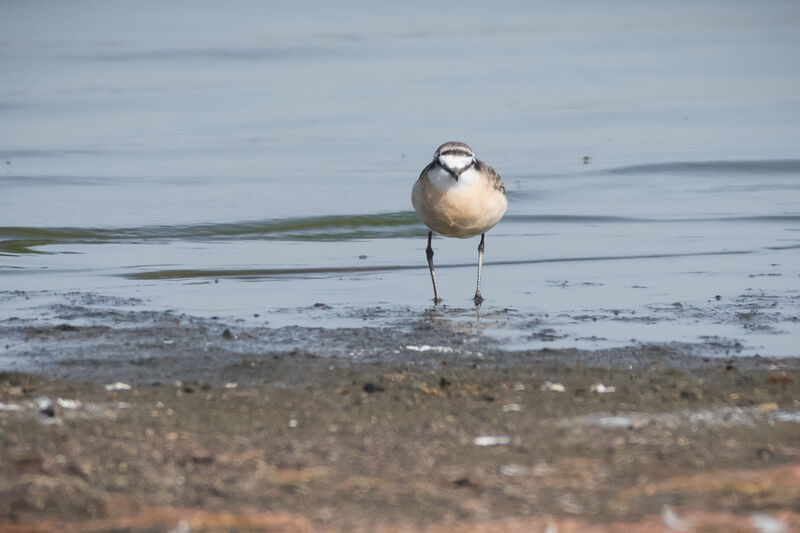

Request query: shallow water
[{"left": 1, "top": 1, "right": 799, "bottom": 362}]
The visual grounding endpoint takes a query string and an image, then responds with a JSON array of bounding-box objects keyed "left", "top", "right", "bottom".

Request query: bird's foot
[
  {"left": 473, "top": 293, "right": 484, "bottom": 306},
  {"left": 433, "top": 296, "right": 443, "bottom": 306}
]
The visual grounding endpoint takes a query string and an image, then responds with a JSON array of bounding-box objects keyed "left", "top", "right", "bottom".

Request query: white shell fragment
[
  {"left": 56, "top": 398, "right": 82, "bottom": 409},
  {"left": 405, "top": 345, "right": 454, "bottom": 353},
  {"left": 541, "top": 381, "right": 566, "bottom": 392},
  {"left": 590, "top": 383, "right": 617, "bottom": 394},
  {"left": 473, "top": 435, "right": 510, "bottom": 446},
  {"left": 104, "top": 382, "right": 132, "bottom": 391}
]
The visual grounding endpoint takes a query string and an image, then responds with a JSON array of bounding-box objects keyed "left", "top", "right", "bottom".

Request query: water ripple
[
  {"left": 126, "top": 249, "right": 753, "bottom": 281},
  {"left": 607, "top": 160, "right": 800, "bottom": 175}
]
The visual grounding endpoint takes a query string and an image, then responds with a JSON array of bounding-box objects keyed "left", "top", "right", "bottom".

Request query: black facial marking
[{"left": 433, "top": 158, "right": 476, "bottom": 181}]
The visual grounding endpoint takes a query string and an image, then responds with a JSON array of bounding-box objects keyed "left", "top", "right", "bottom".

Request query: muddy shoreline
[{"left": 1, "top": 306, "right": 799, "bottom": 532}]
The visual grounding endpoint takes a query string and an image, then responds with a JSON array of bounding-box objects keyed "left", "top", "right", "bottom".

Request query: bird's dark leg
[
  {"left": 473, "top": 233, "right": 485, "bottom": 305},
  {"left": 426, "top": 231, "right": 442, "bottom": 304}
]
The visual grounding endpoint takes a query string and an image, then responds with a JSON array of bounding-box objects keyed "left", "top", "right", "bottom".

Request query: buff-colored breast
[{"left": 412, "top": 172, "right": 507, "bottom": 238}]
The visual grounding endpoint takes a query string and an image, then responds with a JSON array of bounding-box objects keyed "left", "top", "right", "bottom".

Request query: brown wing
[{"left": 476, "top": 160, "right": 506, "bottom": 195}]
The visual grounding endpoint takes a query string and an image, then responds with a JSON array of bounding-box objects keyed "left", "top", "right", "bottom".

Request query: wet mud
[{"left": 1, "top": 292, "right": 799, "bottom": 531}]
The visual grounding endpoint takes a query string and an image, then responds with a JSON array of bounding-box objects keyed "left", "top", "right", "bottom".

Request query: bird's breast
[{"left": 412, "top": 169, "right": 507, "bottom": 238}]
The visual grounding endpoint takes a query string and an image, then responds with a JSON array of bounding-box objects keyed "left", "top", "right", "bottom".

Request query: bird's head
[{"left": 433, "top": 141, "right": 475, "bottom": 179}]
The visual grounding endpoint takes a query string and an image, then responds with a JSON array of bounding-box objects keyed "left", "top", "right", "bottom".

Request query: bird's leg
[
  {"left": 426, "top": 231, "right": 442, "bottom": 305},
  {"left": 473, "top": 233, "right": 485, "bottom": 305}
]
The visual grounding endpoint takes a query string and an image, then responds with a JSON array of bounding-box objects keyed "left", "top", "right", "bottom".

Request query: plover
[{"left": 411, "top": 141, "right": 507, "bottom": 305}]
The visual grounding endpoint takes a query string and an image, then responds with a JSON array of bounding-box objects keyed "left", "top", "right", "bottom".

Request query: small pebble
[
  {"left": 35, "top": 396, "right": 55, "bottom": 417},
  {"left": 363, "top": 382, "right": 384, "bottom": 393}
]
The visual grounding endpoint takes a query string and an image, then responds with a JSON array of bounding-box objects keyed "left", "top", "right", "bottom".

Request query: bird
[{"left": 411, "top": 141, "right": 507, "bottom": 305}]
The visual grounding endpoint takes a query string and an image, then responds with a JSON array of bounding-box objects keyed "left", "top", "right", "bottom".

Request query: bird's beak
[{"left": 437, "top": 159, "right": 460, "bottom": 180}]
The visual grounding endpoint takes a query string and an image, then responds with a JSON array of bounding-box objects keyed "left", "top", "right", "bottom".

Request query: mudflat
[{"left": 1, "top": 311, "right": 798, "bottom": 532}]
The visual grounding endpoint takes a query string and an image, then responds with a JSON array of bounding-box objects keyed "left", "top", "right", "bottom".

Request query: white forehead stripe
[{"left": 439, "top": 153, "right": 473, "bottom": 170}]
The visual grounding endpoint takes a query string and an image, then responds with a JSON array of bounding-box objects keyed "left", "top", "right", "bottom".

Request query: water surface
[{"left": 1, "top": 1, "right": 799, "bottom": 361}]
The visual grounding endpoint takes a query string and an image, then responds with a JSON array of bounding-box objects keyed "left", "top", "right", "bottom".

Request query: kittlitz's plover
[{"left": 411, "top": 141, "right": 507, "bottom": 305}]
